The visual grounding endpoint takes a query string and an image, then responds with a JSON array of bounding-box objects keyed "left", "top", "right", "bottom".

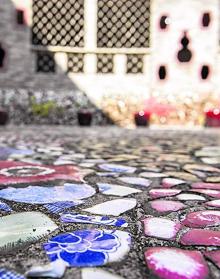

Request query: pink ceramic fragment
[
  {"left": 149, "top": 200, "right": 186, "bottom": 212},
  {"left": 143, "top": 217, "right": 181, "bottom": 240},
  {"left": 145, "top": 247, "right": 209, "bottom": 279},
  {"left": 162, "top": 178, "right": 185, "bottom": 188},
  {"left": 190, "top": 189, "right": 220, "bottom": 199},
  {"left": 180, "top": 229, "right": 220, "bottom": 246},
  {"left": 205, "top": 200, "right": 220, "bottom": 208},
  {"left": 204, "top": 250, "right": 220, "bottom": 268},
  {"left": 191, "top": 182, "right": 220, "bottom": 190},
  {"left": 149, "top": 189, "right": 181, "bottom": 199},
  {"left": 182, "top": 211, "right": 220, "bottom": 228}
]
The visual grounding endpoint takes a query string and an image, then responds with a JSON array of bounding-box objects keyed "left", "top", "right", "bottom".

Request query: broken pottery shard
[
  {"left": 145, "top": 247, "right": 209, "bottom": 279},
  {"left": 81, "top": 268, "right": 125, "bottom": 279},
  {"left": 0, "top": 201, "right": 12, "bottom": 212},
  {"left": 139, "top": 172, "right": 167, "bottom": 178},
  {"left": 99, "top": 164, "right": 136, "bottom": 173},
  {"left": 162, "top": 178, "right": 185, "bottom": 188},
  {"left": 44, "top": 229, "right": 131, "bottom": 267},
  {"left": 191, "top": 182, "right": 220, "bottom": 190},
  {"left": 0, "top": 212, "right": 58, "bottom": 251},
  {"left": 84, "top": 198, "right": 137, "bottom": 216},
  {"left": 180, "top": 229, "right": 220, "bottom": 246},
  {"left": 118, "top": 177, "right": 152, "bottom": 187},
  {"left": 149, "top": 200, "right": 186, "bottom": 212},
  {"left": 164, "top": 172, "right": 199, "bottom": 182},
  {"left": 149, "top": 189, "right": 181, "bottom": 199},
  {"left": 0, "top": 268, "right": 25, "bottom": 279},
  {"left": 97, "top": 183, "right": 141, "bottom": 197},
  {"left": 204, "top": 250, "right": 220, "bottom": 269},
  {"left": 190, "top": 189, "right": 220, "bottom": 198},
  {"left": 176, "top": 193, "right": 206, "bottom": 201},
  {"left": 44, "top": 201, "right": 84, "bottom": 214},
  {"left": 182, "top": 210, "right": 220, "bottom": 228},
  {"left": 0, "top": 183, "right": 95, "bottom": 204},
  {"left": 205, "top": 200, "right": 220, "bottom": 208},
  {"left": 60, "top": 213, "right": 128, "bottom": 227},
  {"left": 143, "top": 217, "right": 181, "bottom": 240}
]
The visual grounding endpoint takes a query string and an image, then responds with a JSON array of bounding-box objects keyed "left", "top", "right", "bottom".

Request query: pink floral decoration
[
  {"left": 180, "top": 229, "right": 220, "bottom": 246},
  {"left": 0, "top": 161, "right": 84, "bottom": 185},
  {"left": 191, "top": 183, "right": 220, "bottom": 190},
  {"left": 143, "top": 217, "right": 181, "bottom": 240},
  {"left": 145, "top": 247, "right": 209, "bottom": 279},
  {"left": 149, "top": 200, "right": 186, "bottom": 212},
  {"left": 182, "top": 211, "right": 220, "bottom": 228},
  {"left": 149, "top": 189, "right": 181, "bottom": 199}
]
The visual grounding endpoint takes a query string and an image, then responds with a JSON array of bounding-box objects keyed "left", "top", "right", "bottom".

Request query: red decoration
[
  {"left": 205, "top": 109, "right": 220, "bottom": 127},
  {"left": 0, "top": 161, "right": 84, "bottom": 185}
]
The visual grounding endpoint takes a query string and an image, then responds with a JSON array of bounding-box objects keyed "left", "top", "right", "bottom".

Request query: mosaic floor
[{"left": 0, "top": 126, "right": 220, "bottom": 279}]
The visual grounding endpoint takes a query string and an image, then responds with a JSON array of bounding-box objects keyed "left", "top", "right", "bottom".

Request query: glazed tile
[
  {"left": 118, "top": 177, "right": 151, "bottom": 187},
  {"left": 149, "top": 200, "right": 186, "bottom": 212},
  {"left": 176, "top": 193, "right": 206, "bottom": 201},
  {"left": 180, "top": 229, "right": 220, "bottom": 246},
  {"left": 60, "top": 213, "right": 128, "bottom": 227},
  {"left": 149, "top": 189, "right": 181, "bottom": 199},
  {"left": 81, "top": 268, "right": 125, "bottom": 279},
  {"left": 97, "top": 183, "right": 141, "bottom": 196},
  {"left": 99, "top": 164, "right": 136, "bottom": 173},
  {"left": 182, "top": 210, "right": 220, "bottom": 228},
  {"left": 84, "top": 198, "right": 137, "bottom": 216}
]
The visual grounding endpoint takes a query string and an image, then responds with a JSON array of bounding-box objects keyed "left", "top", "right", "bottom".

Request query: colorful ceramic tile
[
  {"left": 191, "top": 182, "right": 220, "bottom": 190},
  {"left": 97, "top": 172, "right": 120, "bottom": 177},
  {"left": 204, "top": 250, "right": 220, "bottom": 269},
  {"left": 176, "top": 194, "right": 206, "bottom": 201},
  {"left": 0, "top": 201, "right": 12, "bottom": 212},
  {"left": 0, "top": 183, "right": 95, "bottom": 204},
  {"left": 97, "top": 183, "right": 141, "bottom": 197},
  {"left": 149, "top": 189, "right": 181, "bottom": 199},
  {"left": 99, "top": 164, "right": 136, "bottom": 173},
  {"left": 206, "top": 177, "right": 220, "bottom": 183},
  {"left": 183, "top": 164, "right": 220, "bottom": 174},
  {"left": 44, "top": 201, "right": 84, "bottom": 214},
  {"left": 164, "top": 172, "right": 199, "bottom": 182},
  {"left": 118, "top": 177, "right": 151, "bottom": 187},
  {"left": 139, "top": 172, "right": 167, "bottom": 178},
  {"left": 0, "top": 161, "right": 85, "bottom": 185},
  {"left": 0, "top": 147, "right": 33, "bottom": 160},
  {"left": 149, "top": 200, "right": 186, "bottom": 212},
  {"left": 0, "top": 268, "right": 25, "bottom": 279},
  {"left": 162, "top": 178, "right": 185, "bottom": 188},
  {"left": 143, "top": 217, "right": 181, "bottom": 240},
  {"left": 81, "top": 268, "right": 125, "bottom": 279},
  {"left": 205, "top": 200, "right": 220, "bottom": 208},
  {"left": 60, "top": 213, "right": 128, "bottom": 227},
  {"left": 44, "top": 229, "right": 131, "bottom": 267},
  {"left": 190, "top": 189, "right": 220, "bottom": 198},
  {"left": 180, "top": 229, "right": 220, "bottom": 246},
  {"left": 145, "top": 247, "right": 209, "bottom": 279},
  {"left": 182, "top": 211, "right": 220, "bottom": 228},
  {"left": 195, "top": 146, "right": 220, "bottom": 157},
  {"left": 84, "top": 198, "right": 137, "bottom": 216},
  {"left": 0, "top": 212, "right": 58, "bottom": 251},
  {"left": 201, "top": 157, "right": 220, "bottom": 165}
]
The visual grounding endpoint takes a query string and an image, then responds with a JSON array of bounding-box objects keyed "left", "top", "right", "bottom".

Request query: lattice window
[
  {"left": 32, "top": 0, "right": 84, "bottom": 47},
  {"left": 68, "top": 53, "right": 84, "bottom": 73},
  {"left": 97, "top": 54, "right": 114, "bottom": 73},
  {"left": 97, "top": 0, "right": 150, "bottom": 48},
  {"left": 36, "top": 52, "right": 56, "bottom": 73},
  {"left": 127, "top": 54, "right": 144, "bottom": 73}
]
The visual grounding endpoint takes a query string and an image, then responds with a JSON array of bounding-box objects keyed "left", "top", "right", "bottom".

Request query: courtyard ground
[{"left": 0, "top": 126, "right": 219, "bottom": 279}]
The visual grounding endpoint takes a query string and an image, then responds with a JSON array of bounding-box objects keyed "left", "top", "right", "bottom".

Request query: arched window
[
  {"left": 158, "top": 65, "right": 167, "bottom": 80},
  {"left": 202, "top": 12, "right": 211, "bottom": 28},
  {"left": 201, "top": 65, "right": 210, "bottom": 80}
]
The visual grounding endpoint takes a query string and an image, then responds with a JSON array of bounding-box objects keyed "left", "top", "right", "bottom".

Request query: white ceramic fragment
[
  {"left": 97, "top": 183, "right": 141, "bottom": 197},
  {"left": 82, "top": 268, "right": 125, "bottom": 279}
]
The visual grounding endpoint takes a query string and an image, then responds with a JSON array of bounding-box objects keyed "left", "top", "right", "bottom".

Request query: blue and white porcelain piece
[
  {"left": 44, "top": 201, "right": 84, "bottom": 214},
  {"left": 118, "top": 177, "right": 152, "bottom": 188},
  {"left": 0, "top": 183, "right": 95, "bottom": 204},
  {"left": 84, "top": 198, "right": 137, "bottom": 216},
  {"left": 97, "top": 183, "right": 141, "bottom": 197},
  {"left": 0, "top": 201, "right": 12, "bottom": 212},
  {"left": 99, "top": 164, "right": 136, "bottom": 174},
  {"left": 60, "top": 213, "right": 128, "bottom": 227},
  {"left": 44, "top": 229, "right": 131, "bottom": 267},
  {"left": 0, "top": 268, "right": 25, "bottom": 279}
]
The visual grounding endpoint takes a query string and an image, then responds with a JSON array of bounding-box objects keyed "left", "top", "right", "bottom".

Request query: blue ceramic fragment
[
  {"left": 0, "top": 147, "right": 33, "bottom": 160},
  {"left": 44, "top": 229, "right": 131, "bottom": 267},
  {"left": 99, "top": 164, "right": 136, "bottom": 173},
  {"left": 0, "top": 268, "right": 25, "bottom": 279},
  {"left": 60, "top": 213, "right": 128, "bottom": 227},
  {"left": 44, "top": 201, "right": 84, "bottom": 214},
  {"left": 0, "top": 201, "right": 12, "bottom": 212},
  {"left": 0, "top": 183, "right": 95, "bottom": 204}
]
